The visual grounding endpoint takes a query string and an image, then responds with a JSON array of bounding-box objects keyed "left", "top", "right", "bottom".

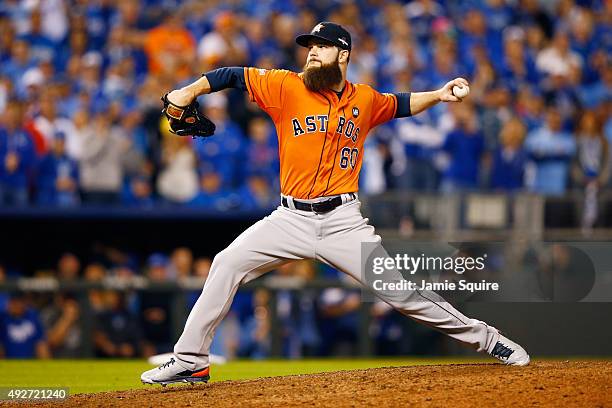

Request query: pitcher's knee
[{"left": 211, "top": 247, "right": 247, "bottom": 273}]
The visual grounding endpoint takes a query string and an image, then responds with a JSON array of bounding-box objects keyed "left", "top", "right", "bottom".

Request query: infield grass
[{"left": 0, "top": 357, "right": 496, "bottom": 394}]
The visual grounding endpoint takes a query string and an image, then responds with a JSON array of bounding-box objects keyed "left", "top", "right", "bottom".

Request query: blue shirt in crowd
[
  {"left": 442, "top": 128, "right": 485, "bottom": 189},
  {"left": 36, "top": 152, "right": 80, "bottom": 206},
  {"left": 525, "top": 126, "right": 576, "bottom": 195},
  {"left": 0, "top": 128, "right": 36, "bottom": 189},
  {"left": 490, "top": 147, "right": 528, "bottom": 191},
  {"left": 0, "top": 309, "right": 45, "bottom": 358}
]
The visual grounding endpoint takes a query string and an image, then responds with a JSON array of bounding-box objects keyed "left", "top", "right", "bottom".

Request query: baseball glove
[{"left": 161, "top": 93, "right": 216, "bottom": 137}]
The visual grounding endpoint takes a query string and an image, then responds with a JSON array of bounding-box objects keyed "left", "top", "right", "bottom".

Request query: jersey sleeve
[
  {"left": 244, "top": 68, "right": 289, "bottom": 119},
  {"left": 370, "top": 87, "right": 398, "bottom": 128}
]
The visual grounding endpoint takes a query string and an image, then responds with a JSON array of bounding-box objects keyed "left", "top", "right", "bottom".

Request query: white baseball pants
[{"left": 174, "top": 196, "right": 499, "bottom": 369}]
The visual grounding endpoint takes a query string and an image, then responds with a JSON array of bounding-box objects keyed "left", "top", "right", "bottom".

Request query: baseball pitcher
[{"left": 142, "top": 22, "right": 529, "bottom": 386}]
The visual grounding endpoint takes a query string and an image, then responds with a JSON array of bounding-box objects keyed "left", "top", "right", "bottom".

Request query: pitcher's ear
[{"left": 339, "top": 49, "right": 350, "bottom": 64}]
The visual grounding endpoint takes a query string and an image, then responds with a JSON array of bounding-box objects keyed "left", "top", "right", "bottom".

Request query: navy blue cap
[
  {"left": 296, "top": 22, "right": 352, "bottom": 51},
  {"left": 148, "top": 253, "right": 168, "bottom": 267}
]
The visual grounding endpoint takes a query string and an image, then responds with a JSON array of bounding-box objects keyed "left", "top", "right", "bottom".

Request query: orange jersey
[
  {"left": 244, "top": 67, "right": 397, "bottom": 199},
  {"left": 144, "top": 26, "right": 196, "bottom": 80}
]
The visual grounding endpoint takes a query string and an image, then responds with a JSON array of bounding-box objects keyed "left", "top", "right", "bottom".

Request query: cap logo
[
  {"left": 338, "top": 37, "right": 348, "bottom": 47},
  {"left": 312, "top": 23, "right": 324, "bottom": 33}
]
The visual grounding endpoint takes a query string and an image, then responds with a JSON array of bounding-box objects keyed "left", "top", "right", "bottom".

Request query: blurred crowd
[
  {"left": 0, "top": 0, "right": 610, "bottom": 210},
  {"left": 0, "top": 250, "right": 420, "bottom": 359}
]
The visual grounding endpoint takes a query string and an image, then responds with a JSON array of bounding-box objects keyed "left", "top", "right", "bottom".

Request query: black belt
[{"left": 281, "top": 193, "right": 356, "bottom": 213}]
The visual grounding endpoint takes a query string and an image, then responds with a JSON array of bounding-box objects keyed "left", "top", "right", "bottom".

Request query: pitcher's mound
[{"left": 44, "top": 361, "right": 612, "bottom": 407}]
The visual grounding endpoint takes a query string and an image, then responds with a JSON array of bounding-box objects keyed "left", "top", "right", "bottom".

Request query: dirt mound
[{"left": 33, "top": 361, "right": 612, "bottom": 407}]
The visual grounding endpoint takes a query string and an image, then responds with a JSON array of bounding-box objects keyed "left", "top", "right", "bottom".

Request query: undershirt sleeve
[
  {"left": 203, "top": 67, "right": 247, "bottom": 92},
  {"left": 394, "top": 92, "right": 412, "bottom": 118}
]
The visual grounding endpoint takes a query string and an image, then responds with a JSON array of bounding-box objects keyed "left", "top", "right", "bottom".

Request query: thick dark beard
[{"left": 302, "top": 58, "right": 343, "bottom": 92}]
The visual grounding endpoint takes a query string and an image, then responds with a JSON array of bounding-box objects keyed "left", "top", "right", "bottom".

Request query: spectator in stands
[
  {"left": 499, "top": 27, "right": 540, "bottom": 93},
  {"left": 20, "top": 7, "right": 55, "bottom": 63},
  {"left": 0, "top": 293, "right": 50, "bottom": 358},
  {"left": 515, "top": 86, "right": 545, "bottom": 132},
  {"left": 76, "top": 51, "right": 103, "bottom": 97},
  {"left": 168, "top": 247, "right": 193, "bottom": 280},
  {"left": 457, "top": 8, "right": 503, "bottom": 75},
  {"left": 104, "top": 24, "right": 148, "bottom": 79},
  {"left": 111, "top": 0, "right": 154, "bottom": 31},
  {"left": 392, "top": 109, "right": 444, "bottom": 192},
  {"left": 36, "top": 131, "right": 80, "bottom": 206},
  {"left": 84, "top": 263, "right": 106, "bottom": 313},
  {"left": 536, "top": 29, "right": 582, "bottom": 89},
  {"left": 93, "top": 291, "right": 142, "bottom": 358},
  {"left": 378, "top": 18, "right": 422, "bottom": 91},
  {"left": 193, "top": 257, "right": 212, "bottom": 279},
  {"left": 525, "top": 106, "right": 576, "bottom": 195},
  {"left": 189, "top": 167, "right": 242, "bottom": 210},
  {"left": 57, "top": 252, "right": 80, "bottom": 281},
  {"left": 572, "top": 111, "right": 609, "bottom": 230},
  {"left": 79, "top": 104, "right": 125, "bottom": 205},
  {"left": 156, "top": 136, "right": 198, "bottom": 204},
  {"left": 40, "top": 292, "right": 83, "bottom": 358},
  {"left": 140, "top": 253, "right": 173, "bottom": 356},
  {"left": 568, "top": 8, "right": 601, "bottom": 85},
  {"left": 32, "top": 89, "right": 78, "bottom": 157},
  {"left": 19, "top": 67, "right": 46, "bottom": 107},
  {"left": 67, "top": 106, "right": 89, "bottom": 153},
  {"left": 271, "top": 14, "right": 301, "bottom": 71},
  {"left": 240, "top": 173, "right": 277, "bottom": 211},
  {"left": 0, "top": 15, "right": 16, "bottom": 64},
  {"left": 122, "top": 174, "right": 154, "bottom": 207},
  {"left": 317, "top": 284, "right": 361, "bottom": 356},
  {"left": 514, "top": 0, "right": 554, "bottom": 39},
  {"left": 193, "top": 93, "right": 246, "bottom": 188},
  {"left": 54, "top": 25, "right": 87, "bottom": 74},
  {"left": 274, "top": 261, "right": 320, "bottom": 357},
  {"left": 102, "top": 60, "right": 135, "bottom": 102},
  {"left": 26, "top": 0, "right": 68, "bottom": 44},
  {"left": 238, "top": 288, "right": 271, "bottom": 359},
  {"left": 0, "top": 100, "right": 36, "bottom": 205},
  {"left": 425, "top": 37, "right": 462, "bottom": 89},
  {"left": 243, "top": 19, "right": 280, "bottom": 68},
  {"left": 119, "top": 104, "right": 149, "bottom": 161},
  {"left": 572, "top": 111, "right": 610, "bottom": 188},
  {"left": 405, "top": 0, "right": 444, "bottom": 45},
  {"left": 440, "top": 102, "right": 485, "bottom": 192},
  {"left": 197, "top": 11, "right": 248, "bottom": 70},
  {"left": 143, "top": 12, "right": 195, "bottom": 81},
  {"left": 479, "top": 0, "right": 514, "bottom": 33},
  {"left": 370, "top": 300, "right": 406, "bottom": 356},
  {"left": 2, "top": 39, "right": 35, "bottom": 95},
  {"left": 490, "top": 118, "right": 528, "bottom": 191},
  {"left": 0, "top": 75, "right": 10, "bottom": 113},
  {"left": 480, "top": 83, "right": 513, "bottom": 150},
  {"left": 146, "top": 253, "right": 168, "bottom": 281},
  {"left": 579, "top": 65, "right": 612, "bottom": 111},
  {"left": 244, "top": 116, "right": 279, "bottom": 185}
]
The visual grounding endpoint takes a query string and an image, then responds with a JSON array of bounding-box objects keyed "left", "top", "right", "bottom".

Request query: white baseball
[{"left": 452, "top": 84, "right": 470, "bottom": 99}]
